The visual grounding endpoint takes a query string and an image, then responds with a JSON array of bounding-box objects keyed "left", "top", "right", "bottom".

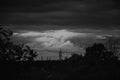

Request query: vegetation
[
  {"left": 0, "top": 27, "right": 37, "bottom": 61},
  {"left": 85, "top": 43, "right": 118, "bottom": 63}
]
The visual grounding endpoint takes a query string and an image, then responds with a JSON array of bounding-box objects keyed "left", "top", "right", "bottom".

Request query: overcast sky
[
  {"left": 0, "top": 0, "right": 120, "bottom": 27},
  {"left": 1, "top": 0, "right": 120, "bottom": 60}
]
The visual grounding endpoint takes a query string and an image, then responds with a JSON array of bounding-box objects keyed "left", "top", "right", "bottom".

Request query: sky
[{"left": 0, "top": 0, "right": 120, "bottom": 60}]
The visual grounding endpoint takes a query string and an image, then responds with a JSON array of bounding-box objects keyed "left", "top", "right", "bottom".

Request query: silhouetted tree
[
  {"left": 0, "top": 27, "right": 37, "bottom": 61},
  {"left": 102, "top": 51, "right": 118, "bottom": 61},
  {"left": 85, "top": 43, "right": 118, "bottom": 62},
  {"left": 105, "top": 37, "right": 120, "bottom": 57},
  {"left": 67, "top": 53, "right": 84, "bottom": 63}
]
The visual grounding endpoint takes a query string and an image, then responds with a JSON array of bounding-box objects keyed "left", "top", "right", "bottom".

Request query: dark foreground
[{"left": 0, "top": 60, "right": 120, "bottom": 80}]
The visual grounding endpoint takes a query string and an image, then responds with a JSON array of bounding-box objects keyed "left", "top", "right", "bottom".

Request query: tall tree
[
  {"left": 85, "top": 43, "right": 118, "bottom": 62},
  {"left": 105, "top": 37, "right": 120, "bottom": 56},
  {"left": 0, "top": 27, "right": 37, "bottom": 61}
]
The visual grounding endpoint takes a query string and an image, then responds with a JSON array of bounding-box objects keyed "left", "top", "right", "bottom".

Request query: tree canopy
[
  {"left": 0, "top": 27, "right": 37, "bottom": 61},
  {"left": 85, "top": 43, "right": 118, "bottom": 62}
]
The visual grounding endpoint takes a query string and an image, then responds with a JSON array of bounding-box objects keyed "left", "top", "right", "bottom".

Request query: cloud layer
[
  {"left": 1, "top": 0, "right": 120, "bottom": 26},
  {"left": 12, "top": 29, "right": 120, "bottom": 60},
  {"left": 1, "top": 0, "right": 120, "bottom": 60},
  {"left": 13, "top": 29, "right": 87, "bottom": 59}
]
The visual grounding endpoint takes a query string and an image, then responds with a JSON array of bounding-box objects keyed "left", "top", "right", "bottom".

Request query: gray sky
[
  {"left": 1, "top": 0, "right": 120, "bottom": 60},
  {"left": 0, "top": 0, "right": 120, "bottom": 27}
]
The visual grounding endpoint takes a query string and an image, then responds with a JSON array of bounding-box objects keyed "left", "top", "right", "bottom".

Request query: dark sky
[
  {"left": 1, "top": 0, "right": 120, "bottom": 60},
  {"left": 0, "top": 0, "right": 120, "bottom": 30}
]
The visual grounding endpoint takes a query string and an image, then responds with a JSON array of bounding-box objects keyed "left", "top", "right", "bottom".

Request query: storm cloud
[
  {"left": 1, "top": 0, "right": 120, "bottom": 60},
  {"left": 0, "top": 0, "right": 120, "bottom": 27},
  {"left": 11, "top": 29, "right": 120, "bottom": 59}
]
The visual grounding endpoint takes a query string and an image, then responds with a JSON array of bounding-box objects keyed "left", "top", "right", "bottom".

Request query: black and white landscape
[{"left": 0, "top": 0, "right": 120, "bottom": 80}]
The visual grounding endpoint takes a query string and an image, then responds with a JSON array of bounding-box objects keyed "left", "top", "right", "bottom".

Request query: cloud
[
  {"left": 13, "top": 29, "right": 88, "bottom": 59},
  {"left": 96, "top": 35, "right": 113, "bottom": 39},
  {"left": 1, "top": 0, "right": 120, "bottom": 25},
  {"left": 12, "top": 28, "right": 120, "bottom": 59},
  {"left": 14, "top": 29, "right": 85, "bottom": 52}
]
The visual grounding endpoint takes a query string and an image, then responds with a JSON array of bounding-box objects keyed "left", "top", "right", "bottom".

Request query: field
[{"left": 1, "top": 60, "right": 120, "bottom": 80}]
